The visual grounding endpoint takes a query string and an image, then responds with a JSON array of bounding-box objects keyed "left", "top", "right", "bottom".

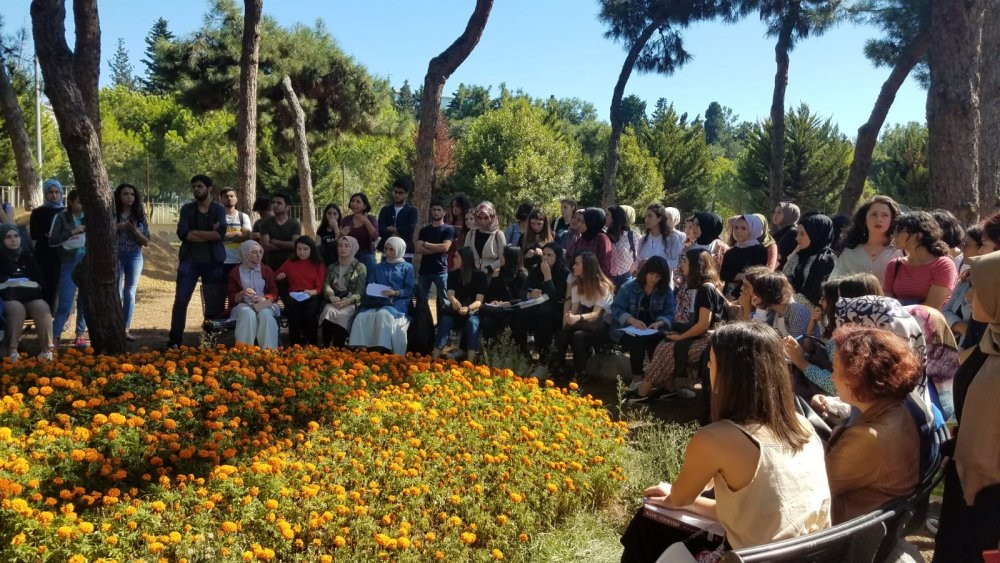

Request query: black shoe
[{"left": 623, "top": 389, "right": 651, "bottom": 404}]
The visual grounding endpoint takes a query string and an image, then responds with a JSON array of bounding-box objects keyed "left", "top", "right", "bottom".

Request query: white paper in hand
[
  {"left": 288, "top": 291, "right": 311, "bottom": 302},
  {"left": 366, "top": 283, "right": 392, "bottom": 297},
  {"left": 622, "top": 326, "right": 658, "bottom": 336}
]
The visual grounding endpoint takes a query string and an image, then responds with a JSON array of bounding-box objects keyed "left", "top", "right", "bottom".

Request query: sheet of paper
[
  {"left": 622, "top": 326, "right": 658, "bottom": 336},
  {"left": 288, "top": 291, "right": 311, "bottom": 302},
  {"left": 366, "top": 283, "right": 392, "bottom": 297}
]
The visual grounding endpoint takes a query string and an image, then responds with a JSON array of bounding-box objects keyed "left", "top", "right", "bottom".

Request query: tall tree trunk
[
  {"left": 236, "top": 0, "right": 262, "bottom": 215},
  {"left": 927, "top": 0, "right": 986, "bottom": 225},
  {"left": 31, "top": 0, "right": 126, "bottom": 354},
  {"left": 0, "top": 58, "right": 42, "bottom": 209},
  {"left": 281, "top": 75, "right": 316, "bottom": 237},
  {"left": 602, "top": 16, "right": 665, "bottom": 209},
  {"left": 413, "top": 0, "right": 493, "bottom": 231},
  {"left": 978, "top": 4, "right": 1000, "bottom": 212},
  {"left": 768, "top": 11, "right": 797, "bottom": 211},
  {"left": 838, "top": 28, "right": 931, "bottom": 216}
]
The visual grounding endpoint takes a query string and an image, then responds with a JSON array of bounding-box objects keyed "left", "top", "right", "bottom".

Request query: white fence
[{"left": 0, "top": 185, "right": 29, "bottom": 210}]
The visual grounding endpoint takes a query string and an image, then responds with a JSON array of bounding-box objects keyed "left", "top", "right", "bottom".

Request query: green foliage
[
  {"left": 737, "top": 103, "right": 853, "bottom": 213},
  {"left": 704, "top": 101, "right": 743, "bottom": 159},
  {"left": 643, "top": 99, "right": 713, "bottom": 211},
  {"left": 452, "top": 99, "right": 580, "bottom": 220},
  {"left": 619, "top": 94, "right": 648, "bottom": 131},
  {"left": 0, "top": 56, "right": 70, "bottom": 186},
  {"left": 141, "top": 17, "right": 175, "bottom": 94},
  {"left": 108, "top": 38, "right": 137, "bottom": 91},
  {"left": 581, "top": 126, "right": 663, "bottom": 211},
  {"left": 869, "top": 122, "right": 929, "bottom": 208},
  {"left": 445, "top": 83, "right": 493, "bottom": 122},
  {"left": 851, "top": 0, "right": 931, "bottom": 86}
]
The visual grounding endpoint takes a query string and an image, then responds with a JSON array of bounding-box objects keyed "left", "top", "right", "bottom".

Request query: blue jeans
[
  {"left": 358, "top": 253, "right": 377, "bottom": 284},
  {"left": 119, "top": 250, "right": 144, "bottom": 330},
  {"left": 418, "top": 272, "right": 449, "bottom": 310},
  {"left": 53, "top": 254, "right": 86, "bottom": 339},
  {"left": 435, "top": 313, "right": 481, "bottom": 351},
  {"left": 168, "top": 259, "right": 224, "bottom": 346}
]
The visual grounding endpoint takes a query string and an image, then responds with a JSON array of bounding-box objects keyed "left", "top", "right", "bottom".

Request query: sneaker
[
  {"left": 8, "top": 351, "right": 19, "bottom": 363},
  {"left": 925, "top": 516, "right": 939, "bottom": 535},
  {"left": 676, "top": 388, "right": 697, "bottom": 399},
  {"left": 124, "top": 332, "right": 136, "bottom": 342},
  {"left": 74, "top": 337, "right": 88, "bottom": 348},
  {"left": 37, "top": 351, "right": 53, "bottom": 362}
]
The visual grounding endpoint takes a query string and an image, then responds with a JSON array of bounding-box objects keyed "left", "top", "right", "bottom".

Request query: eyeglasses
[{"left": 476, "top": 214, "right": 491, "bottom": 220}]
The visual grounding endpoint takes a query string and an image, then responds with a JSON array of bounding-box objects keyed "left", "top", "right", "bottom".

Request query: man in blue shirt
[{"left": 167, "top": 175, "right": 228, "bottom": 348}]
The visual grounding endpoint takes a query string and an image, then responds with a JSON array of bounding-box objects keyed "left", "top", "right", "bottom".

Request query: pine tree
[
  {"left": 141, "top": 17, "right": 174, "bottom": 94},
  {"left": 109, "top": 37, "right": 137, "bottom": 90}
]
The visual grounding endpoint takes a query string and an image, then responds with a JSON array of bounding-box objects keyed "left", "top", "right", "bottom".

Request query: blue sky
[{"left": 5, "top": 0, "right": 927, "bottom": 135}]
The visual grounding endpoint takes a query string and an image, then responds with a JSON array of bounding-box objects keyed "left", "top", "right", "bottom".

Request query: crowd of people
[{"left": 1, "top": 174, "right": 998, "bottom": 561}]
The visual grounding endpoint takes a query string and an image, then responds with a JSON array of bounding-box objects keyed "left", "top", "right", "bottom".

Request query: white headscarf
[
  {"left": 736, "top": 214, "right": 764, "bottom": 248},
  {"left": 383, "top": 236, "right": 406, "bottom": 264}
]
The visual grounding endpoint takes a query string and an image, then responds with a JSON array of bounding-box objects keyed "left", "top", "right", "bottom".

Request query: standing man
[
  {"left": 168, "top": 175, "right": 227, "bottom": 348},
  {"left": 258, "top": 193, "right": 302, "bottom": 271},
  {"left": 377, "top": 177, "right": 419, "bottom": 261},
  {"left": 250, "top": 196, "right": 272, "bottom": 240},
  {"left": 415, "top": 199, "right": 454, "bottom": 310},
  {"left": 219, "top": 187, "right": 253, "bottom": 279}
]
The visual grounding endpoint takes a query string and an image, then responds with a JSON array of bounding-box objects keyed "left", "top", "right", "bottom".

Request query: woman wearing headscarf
[
  {"left": 754, "top": 213, "right": 779, "bottom": 269},
  {"left": 226, "top": 240, "right": 279, "bottom": 349},
  {"left": 720, "top": 214, "right": 769, "bottom": 299},
  {"left": 349, "top": 236, "right": 414, "bottom": 355},
  {"left": 319, "top": 236, "right": 367, "bottom": 347},
  {"left": 0, "top": 224, "right": 54, "bottom": 362},
  {"left": 933, "top": 252, "right": 1000, "bottom": 563},
  {"left": 572, "top": 207, "right": 613, "bottom": 278},
  {"left": 29, "top": 178, "right": 65, "bottom": 308},
  {"left": 687, "top": 212, "right": 729, "bottom": 269},
  {"left": 783, "top": 214, "right": 837, "bottom": 308},
  {"left": 772, "top": 201, "right": 801, "bottom": 270},
  {"left": 464, "top": 201, "right": 506, "bottom": 274}
]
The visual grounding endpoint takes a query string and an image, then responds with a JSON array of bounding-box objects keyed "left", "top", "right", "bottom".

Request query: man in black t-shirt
[
  {"left": 258, "top": 193, "right": 302, "bottom": 270},
  {"left": 415, "top": 199, "right": 454, "bottom": 311}
]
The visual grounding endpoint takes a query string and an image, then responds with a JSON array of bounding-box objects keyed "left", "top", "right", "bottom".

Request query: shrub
[{"left": 0, "top": 346, "right": 627, "bottom": 561}]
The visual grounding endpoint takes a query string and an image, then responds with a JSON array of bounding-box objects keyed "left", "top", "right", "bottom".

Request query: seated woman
[
  {"left": 480, "top": 246, "right": 528, "bottom": 340},
  {"left": 620, "top": 322, "right": 831, "bottom": 561},
  {"left": 606, "top": 205, "right": 638, "bottom": 289},
  {"left": 465, "top": 201, "right": 506, "bottom": 274},
  {"left": 941, "top": 225, "right": 986, "bottom": 349},
  {"left": 784, "top": 214, "right": 837, "bottom": 308},
  {"left": 276, "top": 236, "right": 326, "bottom": 346},
  {"left": 720, "top": 214, "right": 769, "bottom": 299},
  {"left": 0, "top": 224, "right": 54, "bottom": 361},
  {"left": 609, "top": 256, "right": 675, "bottom": 386},
  {"left": 432, "top": 246, "right": 488, "bottom": 361},
  {"left": 627, "top": 248, "right": 727, "bottom": 403},
  {"left": 551, "top": 250, "right": 614, "bottom": 378},
  {"left": 349, "top": 237, "right": 414, "bottom": 355},
  {"left": 750, "top": 272, "right": 813, "bottom": 339},
  {"left": 830, "top": 195, "right": 903, "bottom": 285},
  {"left": 885, "top": 211, "right": 958, "bottom": 309},
  {"left": 226, "top": 240, "right": 279, "bottom": 349},
  {"left": 730, "top": 265, "right": 772, "bottom": 322},
  {"left": 825, "top": 325, "right": 921, "bottom": 524},
  {"left": 318, "top": 236, "right": 366, "bottom": 348},
  {"left": 510, "top": 241, "right": 568, "bottom": 361}
]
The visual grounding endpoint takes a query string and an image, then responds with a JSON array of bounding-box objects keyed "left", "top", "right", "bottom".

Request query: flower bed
[{"left": 0, "top": 346, "right": 627, "bottom": 561}]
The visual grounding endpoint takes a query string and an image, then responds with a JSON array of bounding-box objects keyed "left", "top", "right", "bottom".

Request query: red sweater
[
  {"left": 276, "top": 259, "right": 326, "bottom": 293},
  {"left": 226, "top": 264, "right": 278, "bottom": 316}
]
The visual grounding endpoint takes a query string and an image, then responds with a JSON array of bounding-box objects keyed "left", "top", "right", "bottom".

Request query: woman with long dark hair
[
  {"left": 48, "top": 189, "right": 88, "bottom": 347},
  {"left": 432, "top": 246, "right": 489, "bottom": 362},
  {"left": 316, "top": 203, "right": 342, "bottom": 266},
  {"left": 510, "top": 241, "right": 568, "bottom": 360},
  {"left": 113, "top": 183, "right": 150, "bottom": 339},
  {"left": 627, "top": 248, "right": 728, "bottom": 402},
  {"left": 636, "top": 204, "right": 685, "bottom": 275},
  {"left": 621, "top": 323, "right": 830, "bottom": 560},
  {"left": 830, "top": 195, "right": 903, "bottom": 285},
  {"left": 606, "top": 205, "right": 638, "bottom": 289},
  {"left": 1, "top": 224, "right": 54, "bottom": 361},
  {"left": 481, "top": 245, "right": 528, "bottom": 340},
  {"left": 551, "top": 250, "right": 614, "bottom": 378},
  {"left": 609, "top": 256, "right": 675, "bottom": 383},
  {"left": 521, "top": 208, "right": 554, "bottom": 270},
  {"left": 339, "top": 192, "right": 378, "bottom": 282},
  {"left": 885, "top": 211, "right": 958, "bottom": 309},
  {"left": 276, "top": 236, "right": 326, "bottom": 345},
  {"left": 447, "top": 193, "right": 472, "bottom": 270}
]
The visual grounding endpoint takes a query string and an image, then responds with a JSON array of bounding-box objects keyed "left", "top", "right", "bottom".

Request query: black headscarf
[
  {"left": 694, "top": 212, "right": 724, "bottom": 245},
  {"left": 582, "top": 208, "right": 607, "bottom": 242},
  {"left": 796, "top": 214, "right": 834, "bottom": 258}
]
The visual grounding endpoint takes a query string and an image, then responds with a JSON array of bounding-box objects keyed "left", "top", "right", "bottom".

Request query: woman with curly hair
[
  {"left": 830, "top": 195, "right": 903, "bottom": 285},
  {"left": 885, "top": 211, "right": 958, "bottom": 309},
  {"left": 113, "top": 183, "right": 151, "bottom": 339}
]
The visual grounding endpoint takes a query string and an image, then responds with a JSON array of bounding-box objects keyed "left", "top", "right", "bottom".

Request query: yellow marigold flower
[
  {"left": 496, "top": 514, "right": 508, "bottom": 525},
  {"left": 460, "top": 532, "right": 476, "bottom": 545},
  {"left": 67, "top": 555, "right": 85, "bottom": 563},
  {"left": 148, "top": 540, "right": 165, "bottom": 554},
  {"left": 150, "top": 500, "right": 166, "bottom": 513},
  {"left": 333, "top": 535, "right": 346, "bottom": 547},
  {"left": 264, "top": 499, "right": 279, "bottom": 510},
  {"left": 10, "top": 533, "right": 25, "bottom": 546},
  {"left": 56, "top": 525, "right": 74, "bottom": 539},
  {"left": 221, "top": 521, "right": 239, "bottom": 533},
  {"left": 492, "top": 549, "right": 505, "bottom": 560},
  {"left": 77, "top": 521, "right": 94, "bottom": 533}
]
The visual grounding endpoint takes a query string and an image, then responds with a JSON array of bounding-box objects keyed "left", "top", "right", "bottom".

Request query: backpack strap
[{"left": 628, "top": 230, "right": 636, "bottom": 258}]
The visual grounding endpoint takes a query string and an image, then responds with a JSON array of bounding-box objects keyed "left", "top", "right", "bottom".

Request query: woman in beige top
[
  {"left": 464, "top": 201, "right": 506, "bottom": 274},
  {"left": 620, "top": 323, "right": 831, "bottom": 561},
  {"left": 825, "top": 325, "right": 921, "bottom": 524}
]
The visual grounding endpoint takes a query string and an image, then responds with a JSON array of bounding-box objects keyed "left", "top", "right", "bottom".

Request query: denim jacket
[
  {"left": 609, "top": 278, "right": 675, "bottom": 342},
  {"left": 362, "top": 260, "right": 414, "bottom": 317}
]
